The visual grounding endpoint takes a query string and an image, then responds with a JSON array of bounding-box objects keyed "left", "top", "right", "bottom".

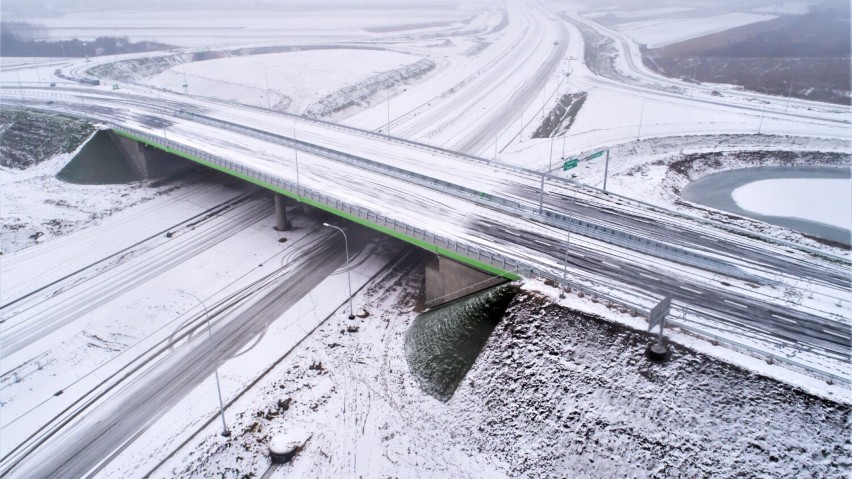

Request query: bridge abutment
[
  {"left": 109, "top": 130, "right": 194, "bottom": 181},
  {"left": 425, "top": 255, "right": 508, "bottom": 309}
]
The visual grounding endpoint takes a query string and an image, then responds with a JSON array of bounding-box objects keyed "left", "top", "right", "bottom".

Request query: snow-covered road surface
[{"left": 4, "top": 87, "right": 848, "bottom": 387}]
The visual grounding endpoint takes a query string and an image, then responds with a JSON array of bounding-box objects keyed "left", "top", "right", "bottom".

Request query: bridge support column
[
  {"left": 425, "top": 255, "right": 508, "bottom": 309},
  {"left": 274, "top": 194, "right": 291, "bottom": 231}
]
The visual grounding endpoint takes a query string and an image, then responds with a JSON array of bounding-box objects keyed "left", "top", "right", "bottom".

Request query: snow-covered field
[
  {"left": 0, "top": 131, "right": 166, "bottom": 253},
  {"left": 21, "top": 4, "right": 480, "bottom": 47},
  {"left": 1, "top": 0, "right": 851, "bottom": 476},
  {"left": 733, "top": 177, "right": 852, "bottom": 230},
  {"left": 144, "top": 276, "right": 851, "bottom": 478},
  {"left": 610, "top": 13, "right": 777, "bottom": 49},
  {"left": 149, "top": 49, "right": 434, "bottom": 116}
]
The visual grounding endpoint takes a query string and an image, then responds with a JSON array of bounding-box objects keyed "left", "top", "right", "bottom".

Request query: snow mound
[
  {"left": 732, "top": 178, "right": 852, "bottom": 230},
  {"left": 305, "top": 58, "right": 436, "bottom": 118}
]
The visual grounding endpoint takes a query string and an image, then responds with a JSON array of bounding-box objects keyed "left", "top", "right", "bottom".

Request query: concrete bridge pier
[
  {"left": 274, "top": 194, "right": 291, "bottom": 231},
  {"left": 425, "top": 255, "right": 508, "bottom": 309}
]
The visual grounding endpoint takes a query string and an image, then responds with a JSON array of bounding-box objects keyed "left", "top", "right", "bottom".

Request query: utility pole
[
  {"left": 386, "top": 89, "right": 391, "bottom": 137},
  {"left": 538, "top": 173, "right": 545, "bottom": 214},
  {"left": 602, "top": 149, "right": 610, "bottom": 191},
  {"left": 758, "top": 109, "right": 765, "bottom": 135},
  {"left": 637, "top": 97, "right": 645, "bottom": 141}
]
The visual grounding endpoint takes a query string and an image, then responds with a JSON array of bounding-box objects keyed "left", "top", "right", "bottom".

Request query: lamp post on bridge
[
  {"left": 177, "top": 289, "right": 231, "bottom": 437},
  {"left": 323, "top": 223, "right": 356, "bottom": 319},
  {"left": 560, "top": 232, "right": 570, "bottom": 299}
]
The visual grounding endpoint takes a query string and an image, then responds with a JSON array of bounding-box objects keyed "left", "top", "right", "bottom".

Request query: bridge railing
[
  {"left": 157, "top": 106, "right": 741, "bottom": 278},
  {"left": 105, "top": 123, "right": 849, "bottom": 385},
  {"left": 9, "top": 86, "right": 849, "bottom": 271}
]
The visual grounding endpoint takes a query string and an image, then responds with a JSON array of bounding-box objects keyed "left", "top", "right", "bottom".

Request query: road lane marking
[
  {"left": 678, "top": 285, "right": 703, "bottom": 295},
  {"left": 771, "top": 314, "right": 797, "bottom": 324},
  {"left": 724, "top": 299, "right": 748, "bottom": 309},
  {"left": 822, "top": 328, "right": 848, "bottom": 339}
]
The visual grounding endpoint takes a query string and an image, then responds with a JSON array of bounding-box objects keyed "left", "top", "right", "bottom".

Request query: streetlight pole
[
  {"left": 178, "top": 289, "right": 230, "bottom": 437},
  {"left": 785, "top": 78, "right": 794, "bottom": 112},
  {"left": 519, "top": 105, "right": 524, "bottom": 143},
  {"left": 602, "top": 150, "right": 610, "bottom": 191},
  {"left": 560, "top": 232, "right": 570, "bottom": 299},
  {"left": 548, "top": 133, "right": 555, "bottom": 172},
  {"left": 156, "top": 89, "right": 167, "bottom": 140},
  {"left": 182, "top": 63, "right": 188, "bottom": 95},
  {"left": 323, "top": 223, "right": 356, "bottom": 319},
  {"left": 256, "top": 63, "right": 270, "bottom": 109},
  {"left": 494, "top": 137, "right": 498, "bottom": 162},
  {"left": 293, "top": 118, "right": 300, "bottom": 194}
]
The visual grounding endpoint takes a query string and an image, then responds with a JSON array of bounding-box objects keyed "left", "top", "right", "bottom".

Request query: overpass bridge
[{"left": 3, "top": 86, "right": 851, "bottom": 384}]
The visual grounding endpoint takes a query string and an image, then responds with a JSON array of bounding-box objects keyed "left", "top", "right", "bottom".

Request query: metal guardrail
[
  {"left": 11, "top": 86, "right": 849, "bottom": 271},
  {"left": 108, "top": 123, "right": 849, "bottom": 385},
  {"left": 4, "top": 94, "right": 847, "bottom": 385},
  {"left": 127, "top": 104, "right": 741, "bottom": 278}
]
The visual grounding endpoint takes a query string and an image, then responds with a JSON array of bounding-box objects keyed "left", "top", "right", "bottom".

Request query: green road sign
[
  {"left": 586, "top": 150, "right": 605, "bottom": 160},
  {"left": 563, "top": 159, "right": 579, "bottom": 171}
]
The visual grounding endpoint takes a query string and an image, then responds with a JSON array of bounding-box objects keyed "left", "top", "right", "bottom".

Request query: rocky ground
[
  {"left": 450, "top": 290, "right": 851, "bottom": 478},
  {"left": 164, "top": 270, "right": 851, "bottom": 478},
  {"left": 0, "top": 110, "right": 95, "bottom": 169}
]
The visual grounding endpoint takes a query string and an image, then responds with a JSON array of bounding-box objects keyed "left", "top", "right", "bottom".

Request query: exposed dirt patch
[
  {"left": 533, "top": 92, "right": 587, "bottom": 139},
  {"left": 0, "top": 110, "right": 96, "bottom": 169},
  {"left": 456, "top": 290, "right": 851, "bottom": 477}
]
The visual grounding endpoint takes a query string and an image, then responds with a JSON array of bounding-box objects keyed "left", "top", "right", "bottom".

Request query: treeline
[{"left": 1, "top": 21, "right": 172, "bottom": 57}]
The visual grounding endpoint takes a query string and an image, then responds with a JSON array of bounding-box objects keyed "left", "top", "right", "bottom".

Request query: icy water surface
[
  {"left": 404, "top": 284, "right": 516, "bottom": 401},
  {"left": 680, "top": 166, "right": 851, "bottom": 245}
]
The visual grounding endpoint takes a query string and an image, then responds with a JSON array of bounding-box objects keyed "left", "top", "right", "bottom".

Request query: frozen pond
[{"left": 680, "top": 166, "right": 852, "bottom": 245}]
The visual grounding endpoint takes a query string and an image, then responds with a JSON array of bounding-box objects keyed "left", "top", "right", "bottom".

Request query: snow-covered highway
[
  {"left": 1, "top": 1, "right": 850, "bottom": 475},
  {"left": 4, "top": 85, "right": 848, "bottom": 386}
]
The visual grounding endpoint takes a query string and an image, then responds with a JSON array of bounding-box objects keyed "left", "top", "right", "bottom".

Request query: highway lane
[
  {"left": 0, "top": 194, "right": 269, "bottom": 358},
  {"left": 7, "top": 92, "right": 848, "bottom": 347},
  {"left": 3, "top": 5, "right": 848, "bottom": 473},
  {"left": 9, "top": 90, "right": 848, "bottom": 298},
  {"left": 561, "top": 12, "right": 851, "bottom": 127},
  {"left": 1, "top": 226, "right": 378, "bottom": 478},
  {"left": 471, "top": 217, "right": 850, "bottom": 362},
  {"left": 37, "top": 88, "right": 843, "bottom": 283}
]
